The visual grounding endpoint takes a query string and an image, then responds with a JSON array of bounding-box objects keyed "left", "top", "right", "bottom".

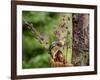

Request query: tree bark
[{"left": 72, "top": 14, "right": 89, "bottom": 66}]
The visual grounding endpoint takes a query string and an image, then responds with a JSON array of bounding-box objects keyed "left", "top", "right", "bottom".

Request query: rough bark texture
[{"left": 72, "top": 14, "right": 89, "bottom": 66}]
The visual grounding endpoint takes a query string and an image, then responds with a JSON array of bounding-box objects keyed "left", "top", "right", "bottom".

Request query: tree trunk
[{"left": 72, "top": 14, "right": 89, "bottom": 66}]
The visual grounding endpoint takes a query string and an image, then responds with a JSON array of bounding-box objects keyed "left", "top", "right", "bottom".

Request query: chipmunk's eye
[{"left": 66, "top": 27, "right": 68, "bottom": 29}]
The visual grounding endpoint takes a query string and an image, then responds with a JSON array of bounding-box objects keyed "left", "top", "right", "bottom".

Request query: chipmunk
[
  {"left": 49, "top": 40, "right": 67, "bottom": 64},
  {"left": 49, "top": 40, "right": 73, "bottom": 67}
]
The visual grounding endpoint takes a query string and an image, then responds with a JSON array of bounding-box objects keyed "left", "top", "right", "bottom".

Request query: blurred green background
[{"left": 22, "top": 11, "right": 72, "bottom": 69}]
